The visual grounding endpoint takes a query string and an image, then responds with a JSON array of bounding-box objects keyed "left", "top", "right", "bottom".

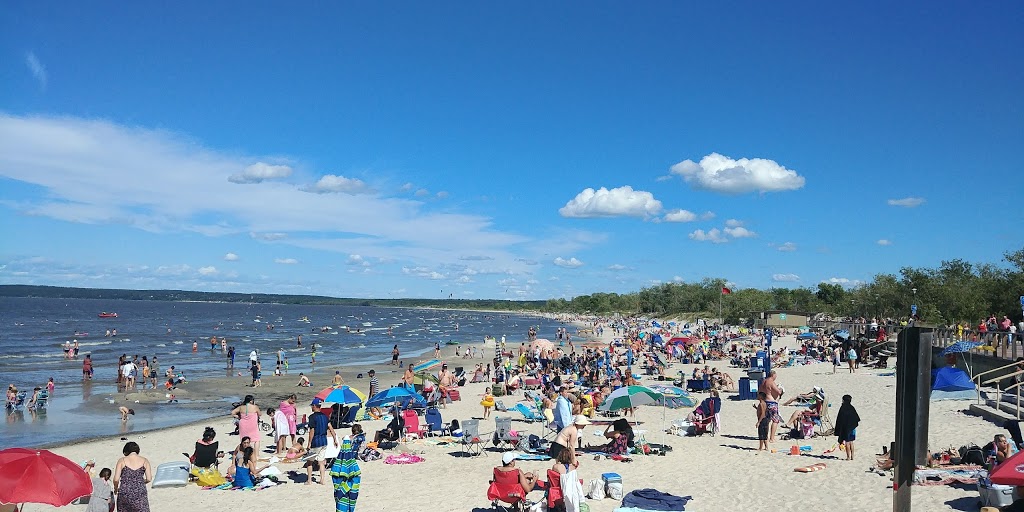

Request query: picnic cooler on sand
[
  {"left": 447, "top": 389, "right": 461, "bottom": 401},
  {"left": 978, "top": 482, "right": 1017, "bottom": 507},
  {"left": 602, "top": 472, "right": 622, "bottom": 500}
]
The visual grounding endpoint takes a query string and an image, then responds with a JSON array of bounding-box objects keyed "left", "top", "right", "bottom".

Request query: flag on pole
[{"left": 721, "top": 287, "right": 732, "bottom": 294}]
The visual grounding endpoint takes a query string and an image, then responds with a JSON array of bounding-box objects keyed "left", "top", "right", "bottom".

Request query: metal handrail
[
  {"left": 974, "top": 360, "right": 1023, "bottom": 404},
  {"left": 984, "top": 369, "right": 1024, "bottom": 386},
  {"left": 997, "top": 381, "right": 1024, "bottom": 420}
]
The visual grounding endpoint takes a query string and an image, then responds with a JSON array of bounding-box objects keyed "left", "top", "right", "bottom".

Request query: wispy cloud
[
  {"left": 887, "top": 197, "right": 925, "bottom": 208},
  {"left": 223, "top": 252, "right": 240, "bottom": 261},
  {"left": 302, "top": 174, "right": 371, "bottom": 194},
  {"left": 877, "top": 239, "right": 892, "bottom": 246},
  {"left": 25, "top": 52, "right": 47, "bottom": 89},
  {"left": 776, "top": 242, "right": 797, "bottom": 252},
  {"left": 771, "top": 273, "right": 800, "bottom": 282},
  {"left": 274, "top": 258, "right": 299, "bottom": 264},
  {"left": 0, "top": 114, "right": 536, "bottom": 273}
]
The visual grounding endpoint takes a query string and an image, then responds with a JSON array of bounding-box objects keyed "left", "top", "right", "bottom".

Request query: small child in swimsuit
[
  {"left": 283, "top": 437, "right": 306, "bottom": 462},
  {"left": 481, "top": 390, "right": 495, "bottom": 419}
]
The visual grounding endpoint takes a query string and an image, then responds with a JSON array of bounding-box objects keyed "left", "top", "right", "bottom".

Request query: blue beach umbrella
[
  {"left": 941, "top": 341, "right": 985, "bottom": 355},
  {"left": 365, "top": 386, "right": 426, "bottom": 409},
  {"left": 834, "top": 330, "right": 851, "bottom": 340}
]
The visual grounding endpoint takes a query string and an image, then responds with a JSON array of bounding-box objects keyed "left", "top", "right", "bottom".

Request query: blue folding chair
[{"left": 424, "top": 407, "right": 449, "bottom": 437}]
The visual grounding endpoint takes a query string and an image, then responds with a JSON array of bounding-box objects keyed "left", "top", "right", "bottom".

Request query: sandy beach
[{"left": 23, "top": 328, "right": 999, "bottom": 512}]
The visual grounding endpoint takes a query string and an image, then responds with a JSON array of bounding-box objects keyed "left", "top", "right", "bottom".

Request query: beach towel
[
  {"left": 384, "top": 453, "right": 424, "bottom": 465},
  {"left": 562, "top": 468, "right": 585, "bottom": 512},
  {"left": 621, "top": 488, "right": 691, "bottom": 511}
]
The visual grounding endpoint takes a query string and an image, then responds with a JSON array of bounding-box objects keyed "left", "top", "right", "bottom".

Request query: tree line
[{"left": 541, "top": 247, "right": 1024, "bottom": 325}]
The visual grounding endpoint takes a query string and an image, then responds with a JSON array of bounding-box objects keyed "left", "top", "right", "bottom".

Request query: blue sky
[{"left": 1, "top": 3, "right": 1022, "bottom": 299}]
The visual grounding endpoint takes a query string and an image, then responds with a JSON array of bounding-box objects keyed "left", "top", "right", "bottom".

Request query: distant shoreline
[{"left": 0, "top": 284, "right": 549, "bottom": 311}]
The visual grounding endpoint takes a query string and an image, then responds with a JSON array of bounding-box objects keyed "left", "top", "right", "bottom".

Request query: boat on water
[
  {"left": 98, "top": 312, "right": 118, "bottom": 318},
  {"left": 445, "top": 340, "right": 460, "bottom": 345}
]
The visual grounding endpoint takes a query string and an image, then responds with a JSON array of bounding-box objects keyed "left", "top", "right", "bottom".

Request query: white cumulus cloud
[
  {"left": 552, "top": 257, "right": 584, "bottom": 268},
  {"left": 700, "top": 211, "right": 716, "bottom": 220},
  {"left": 198, "top": 266, "right": 218, "bottom": 276},
  {"left": 772, "top": 273, "right": 800, "bottom": 282},
  {"left": 776, "top": 242, "right": 797, "bottom": 252},
  {"left": 303, "top": 174, "right": 371, "bottom": 194},
  {"left": 887, "top": 197, "right": 925, "bottom": 208},
  {"left": 670, "top": 153, "right": 806, "bottom": 194},
  {"left": 223, "top": 252, "right": 240, "bottom": 261},
  {"left": 228, "top": 162, "right": 293, "bottom": 184},
  {"left": 559, "top": 186, "right": 662, "bottom": 219},
  {"left": 25, "top": 52, "right": 47, "bottom": 89},
  {"left": 827, "top": 277, "right": 851, "bottom": 284},
  {"left": 689, "top": 228, "right": 728, "bottom": 243},
  {"left": 274, "top": 258, "right": 299, "bottom": 264},
  {"left": 724, "top": 226, "right": 756, "bottom": 238},
  {"left": 662, "top": 209, "right": 697, "bottom": 223},
  {"left": 724, "top": 219, "right": 743, "bottom": 227},
  {"left": 877, "top": 239, "right": 892, "bottom": 246}
]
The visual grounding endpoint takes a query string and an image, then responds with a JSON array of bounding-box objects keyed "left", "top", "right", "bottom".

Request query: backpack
[
  {"left": 959, "top": 444, "right": 985, "bottom": 466},
  {"left": 528, "top": 434, "right": 541, "bottom": 451},
  {"left": 789, "top": 427, "right": 805, "bottom": 440}
]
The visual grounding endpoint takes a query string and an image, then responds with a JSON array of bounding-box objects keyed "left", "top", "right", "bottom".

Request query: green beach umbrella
[{"left": 598, "top": 385, "right": 664, "bottom": 412}]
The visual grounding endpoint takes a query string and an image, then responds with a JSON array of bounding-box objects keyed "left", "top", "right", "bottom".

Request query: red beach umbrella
[
  {"left": 989, "top": 450, "right": 1024, "bottom": 485},
  {"left": 0, "top": 448, "right": 92, "bottom": 506}
]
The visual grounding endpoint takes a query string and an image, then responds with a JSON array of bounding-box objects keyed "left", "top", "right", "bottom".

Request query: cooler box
[
  {"left": 686, "top": 379, "right": 712, "bottom": 393},
  {"left": 447, "top": 389, "right": 461, "bottom": 401},
  {"left": 602, "top": 472, "right": 623, "bottom": 500},
  {"left": 978, "top": 482, "right": 1017, "bottom": 507}
]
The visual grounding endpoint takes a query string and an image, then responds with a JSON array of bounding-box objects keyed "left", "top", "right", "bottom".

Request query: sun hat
[
  {"left": 573, "top": 415, "right": 591, "bottom": 426},
  {"left": 502, "top": 452, "right": 517, "bottom": 465}
]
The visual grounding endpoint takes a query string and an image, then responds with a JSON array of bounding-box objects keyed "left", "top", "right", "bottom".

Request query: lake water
[{"left": 0, "top": 297, "right": 564, "bottom": 447}]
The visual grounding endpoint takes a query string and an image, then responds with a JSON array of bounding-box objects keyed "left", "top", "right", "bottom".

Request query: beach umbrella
[
  {"left": 598, "top": 385, "right": 664, "bottom": 412},
  {"left": 365, "top": 386, "right": 426, "bottom": 409},
  {"left": 530, "top": 338, "right": 554, "bottom": 352},
  {"left": 316, "top": 385, "right": 366, "bottom": 406},
  {"left": 0, "top": 448, "right": 92, "bottom": 507},
  {"left": 942, "top": 340, "right": 986, "bottom": 376},
  {"left": 988, "top": 450, "right": 1024, "bottom": 485},
  {"left": 834, "top": 330, "right": 851, "bottom": 340},
  {"left": 648, "top": 385, "right": 697, "bottom": 408},
  {"left": 941, "top": 341, "right": 985, "bottom": 355}
]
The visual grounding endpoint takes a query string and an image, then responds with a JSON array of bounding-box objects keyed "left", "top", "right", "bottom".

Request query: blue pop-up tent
[{"left": 930, "top": 366, "right": 977, "bottom": 401}]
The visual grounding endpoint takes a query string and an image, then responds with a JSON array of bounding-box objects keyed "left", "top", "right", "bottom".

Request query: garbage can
[
  {"left": 747, "top": 369, "right": 765, "bottom": 382},
  {"left": 738, "top": 377, "right": 753, "bottom": 400}
]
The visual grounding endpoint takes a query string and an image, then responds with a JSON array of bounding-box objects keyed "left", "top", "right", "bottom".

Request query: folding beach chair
[
  {"left": 494, "top": 416, "right": 521, "bottom": 451},
  {"left": 513, "top": 403, "right": 545, "bottom": 423},
  {"left": 460, "top": 419, "right": 486, "bottom": 457},
  {"left": 402, "top": 409, "right": 427, "bottom": 439},
  {"left": 424, "top": 407, "right": 450, "bottom": 437}
]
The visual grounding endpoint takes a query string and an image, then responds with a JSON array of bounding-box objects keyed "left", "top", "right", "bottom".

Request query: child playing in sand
[
  {"left": 481, "top": 389, "right": 495, "bottom": 419},
  {"left": 283, "top": 437, "right": 306, "bottom": 462}
]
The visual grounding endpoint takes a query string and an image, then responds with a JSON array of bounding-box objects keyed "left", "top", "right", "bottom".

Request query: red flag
[{"left": 721, "top": 287, "right": 732, "bottom": 294}]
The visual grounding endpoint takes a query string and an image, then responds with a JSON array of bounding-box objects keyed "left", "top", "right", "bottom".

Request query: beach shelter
[
  {"left": 930, "top": 366, "right": 978, "bottom": 401},
  {"left": 530, "top": 338, "right": 554, "bottom": 352},
  {"left": 650, "top": 334, "right": 664, "bottom": 346}
]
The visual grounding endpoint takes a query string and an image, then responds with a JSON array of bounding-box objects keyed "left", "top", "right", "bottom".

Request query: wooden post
[{"left": 894, "top": 327, "right": 931, "bottom": 512}]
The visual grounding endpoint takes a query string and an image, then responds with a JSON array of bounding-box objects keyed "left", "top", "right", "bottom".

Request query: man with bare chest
[{"left": 761, "top": 370, "right": 784, "bottom": 442}]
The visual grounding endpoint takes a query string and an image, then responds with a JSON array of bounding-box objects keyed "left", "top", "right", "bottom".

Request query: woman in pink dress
[
  {"left": 232, "top": 395, "right": 261, "bottom": 454},
  {"left": 280, "top": 394, "right": 298, "bottom": 445}
]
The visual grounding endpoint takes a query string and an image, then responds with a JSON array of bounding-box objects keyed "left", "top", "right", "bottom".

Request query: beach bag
[
  {"left": 562, "top": 468, "right": 586, "bottom": 512},
  {"left": 358, "top": 447, "right": 382, "bottom": 462},
  {"left": 586, "top": 479, "right": 605, "bottom": 500},
  {"left": 961, "top": 444, "right": 986, "bottom": 466},
  {"left": 789, "top": 427, "right": 805, "bottom": 440},
  {"left": 529, "top": 434, "right": 542, "bottom": 451}
]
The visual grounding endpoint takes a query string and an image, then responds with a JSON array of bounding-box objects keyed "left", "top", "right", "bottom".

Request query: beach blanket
[
  {"left": 621, "top": 489, "right": 692, "bottom": 511},
  {"left": 384, "top": 454, "right": 424, "bottom": 465},
  {"left": 913, "top": 466, "right": 986, "bottom": 486}
]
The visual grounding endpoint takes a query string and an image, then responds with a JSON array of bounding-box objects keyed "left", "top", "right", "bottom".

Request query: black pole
[{"left": 893, "top": 327, "right": 932, "bottom": 512}]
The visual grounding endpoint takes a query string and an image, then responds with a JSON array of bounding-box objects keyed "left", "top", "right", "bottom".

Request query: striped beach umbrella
[
  {"left": 316, "top": 385, "right": 366, "bottom": 405},
  {"left": 598, "top": 385, "right": 664, "bottom": 412}
]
